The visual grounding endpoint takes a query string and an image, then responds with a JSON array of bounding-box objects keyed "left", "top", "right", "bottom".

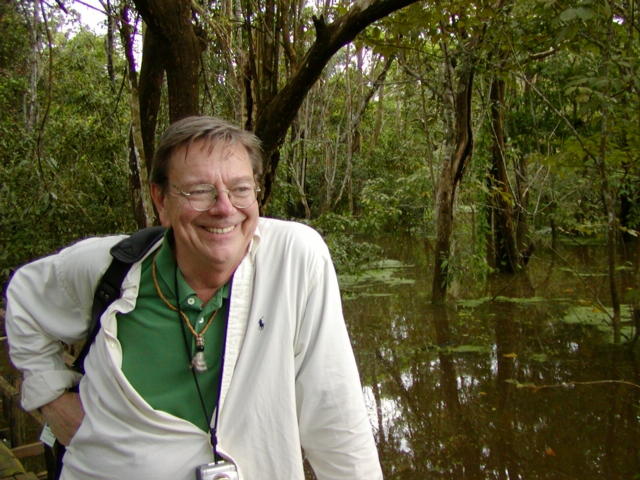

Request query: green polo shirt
[{"left": 117, "top": 236, "right": 228, "bottom": 432}]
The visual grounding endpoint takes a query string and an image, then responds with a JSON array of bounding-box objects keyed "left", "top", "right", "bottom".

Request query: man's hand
[{"left": 40, "top": 391, "right": 85, "bottom": 446}]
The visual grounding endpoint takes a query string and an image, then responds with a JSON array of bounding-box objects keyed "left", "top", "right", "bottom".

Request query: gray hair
[{"left": 151, "top": 116, "right": 263, "bottom": 190}]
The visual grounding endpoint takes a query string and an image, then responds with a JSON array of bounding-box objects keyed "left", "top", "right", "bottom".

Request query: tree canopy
[{"left": 1, "top": 0, "right": 638, "bottom": 308}]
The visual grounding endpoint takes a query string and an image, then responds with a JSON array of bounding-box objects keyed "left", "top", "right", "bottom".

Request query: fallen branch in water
[{"left": 506, "top": 379, "right": 640, "bottom": 391}]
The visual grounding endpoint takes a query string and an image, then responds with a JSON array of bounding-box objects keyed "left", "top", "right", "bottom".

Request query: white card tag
[{"left": 40, "top": 424, "right": 56, "bottom": 447}]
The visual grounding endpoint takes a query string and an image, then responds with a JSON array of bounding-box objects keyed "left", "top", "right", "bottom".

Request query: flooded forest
[{"left": 1, "top": 1, "right": 639, "bottom": 479}]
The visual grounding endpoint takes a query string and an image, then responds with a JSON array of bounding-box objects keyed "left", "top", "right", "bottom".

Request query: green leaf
[{"left": 559, "top": 7, "right": 595, "bottom": 23}]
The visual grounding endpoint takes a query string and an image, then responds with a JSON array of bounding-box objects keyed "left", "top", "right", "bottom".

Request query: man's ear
[{"left": 150, "top": 183, "right": 169, "bottom": 226}]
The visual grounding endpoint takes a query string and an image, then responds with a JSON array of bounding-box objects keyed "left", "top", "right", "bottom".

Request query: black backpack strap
[{"left": 71, "top": 226, "right": 166, "bottom": 374}]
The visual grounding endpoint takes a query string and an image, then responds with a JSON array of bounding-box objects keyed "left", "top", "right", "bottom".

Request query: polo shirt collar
[
  {"left": 248, "top": 222, "right": 262, "bottom": 259},
  {"left": 154, "top": 232, "right": 229, "bottom": 311}
]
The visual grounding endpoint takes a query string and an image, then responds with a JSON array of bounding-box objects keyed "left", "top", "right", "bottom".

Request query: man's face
[{"left": 151, "top": 140, "right": 259, "bottom": 277}]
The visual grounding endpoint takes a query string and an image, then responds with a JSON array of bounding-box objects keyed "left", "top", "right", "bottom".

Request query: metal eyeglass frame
[{"left": 171, "top": 184, "right": 261, "bottom": 211}]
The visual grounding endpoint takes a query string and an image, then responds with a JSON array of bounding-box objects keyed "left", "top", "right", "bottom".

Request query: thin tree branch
[{"left": 511, "top": 379, "right": 640, "bottom": 391}]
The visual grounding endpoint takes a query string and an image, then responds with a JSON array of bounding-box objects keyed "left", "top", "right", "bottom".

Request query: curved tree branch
[{"left": 254, "top": 0, "right": 420, "bottom": 204}]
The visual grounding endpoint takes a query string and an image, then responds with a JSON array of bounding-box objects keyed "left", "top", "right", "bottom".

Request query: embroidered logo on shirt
[{"left": 258, "top": 318, "right": 265, "bottom": 330}]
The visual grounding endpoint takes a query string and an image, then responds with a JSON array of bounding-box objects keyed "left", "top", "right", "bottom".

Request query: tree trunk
[
  {"left": 431, "top": 62, "right": 475, "bottom": 304},
  {"left": 487, "top": 75, "right": 523, "bottom": 273},
  {"left": 127, "top": 127, "right": 156, "bottom": 227},
  {"left": 599, "top": 116, "right": 621, "bottom": 343},
  {"left": 598, "top": 21, "right": 621, "bottom": 343},
  {"left": 104, "top": 0, "right": 116, "bottom": 88},
  {"left": 120, "top": 6, "right": 155, "bottom": 228},
  {"left": 133, "top": 0, "right": 204, "bottom": 128},
  {"left": 514, "top": 153, "right": 531, "bottom": 263},
  {"left": 288, "top": 119, "right": 312, "bottom": 219},
  {"left": 25, "top": 0, "right": 39, "bottom": 133},
  {"left": 138, "top": 26, "right": 166, "bottom": 171}
]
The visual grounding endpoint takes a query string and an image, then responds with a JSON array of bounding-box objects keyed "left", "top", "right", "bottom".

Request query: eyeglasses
[{"left": 172, "top": 183, "right": 261, "bottom": 210}]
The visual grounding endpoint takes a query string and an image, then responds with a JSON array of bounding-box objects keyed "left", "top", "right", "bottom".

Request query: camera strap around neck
[{"left": 175, "top": 267, "right": 233, "bottom": 463}]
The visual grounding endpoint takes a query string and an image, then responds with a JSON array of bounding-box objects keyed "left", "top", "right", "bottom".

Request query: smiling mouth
[{"left": 203, "top": 225, "right": 235, "bottom": 234}]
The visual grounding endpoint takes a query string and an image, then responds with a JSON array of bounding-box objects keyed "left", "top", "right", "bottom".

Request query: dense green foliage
[
  {"left": 1, "top": 0, "right": 638, "bottom": 288},
  {"left": 1, "top": 9, "right": 134, "bottom": 285}
]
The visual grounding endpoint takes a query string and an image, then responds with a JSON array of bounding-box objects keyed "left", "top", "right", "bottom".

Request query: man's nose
[{"left": 208, "top": 189, "right": 235, "bottom": 213}]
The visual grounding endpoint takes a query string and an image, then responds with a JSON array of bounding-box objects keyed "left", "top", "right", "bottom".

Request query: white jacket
[{"left": 6, "top": 217, "right": 382, "bottom": 480}]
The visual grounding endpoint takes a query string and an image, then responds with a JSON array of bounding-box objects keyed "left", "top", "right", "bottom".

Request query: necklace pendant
[{"left": 192, "top": 350, "right": 208, "bottom": 373}]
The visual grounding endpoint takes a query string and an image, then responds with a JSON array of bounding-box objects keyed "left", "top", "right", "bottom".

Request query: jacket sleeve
[
  {"left": 5, "top": 236, "right": 124, "bottom": 411},
  {"left": 293, "top": 237, "right": 383, "bottom": 480}
]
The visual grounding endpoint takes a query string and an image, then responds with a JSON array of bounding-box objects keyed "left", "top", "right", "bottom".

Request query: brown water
[
  {"left": 2, "top": 238, "right": 639, "bottom": 479},
  {"left": 340, "top": 237, "right": 640, "bottom": 480}
]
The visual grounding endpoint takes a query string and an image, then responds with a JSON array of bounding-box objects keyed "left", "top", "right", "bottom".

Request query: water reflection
[{"left": 342, "top": 238, "right": 640, "bottom": 480}]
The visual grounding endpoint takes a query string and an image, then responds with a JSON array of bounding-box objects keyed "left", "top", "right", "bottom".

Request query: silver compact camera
[{"left": 195, "top": 461, "right": 239, "bottom": 480}]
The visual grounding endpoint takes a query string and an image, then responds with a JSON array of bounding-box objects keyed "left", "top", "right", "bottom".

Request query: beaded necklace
[{"left": 151, "top": 254, "right": 219, "bottom": 373}]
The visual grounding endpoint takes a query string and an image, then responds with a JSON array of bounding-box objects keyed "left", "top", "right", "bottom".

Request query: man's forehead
[
  {"left": 167, "top": 141, "right": 253, "bottom": 183},
  {"left": 175, "top": 138, "right": 248, "bottom": 160}
]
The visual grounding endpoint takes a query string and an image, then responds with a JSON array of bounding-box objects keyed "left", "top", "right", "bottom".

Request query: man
[{"left": 5, "top": 116, "right": 383, "bottom": 479}]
